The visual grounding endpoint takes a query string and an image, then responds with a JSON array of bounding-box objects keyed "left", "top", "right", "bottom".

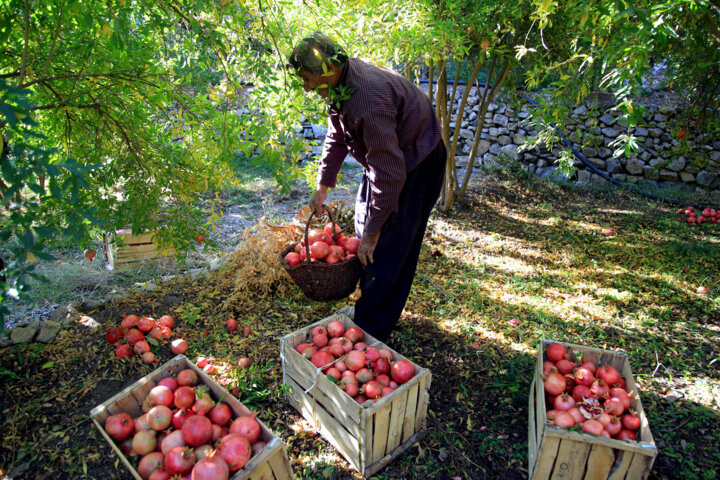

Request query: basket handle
[{"left": 303, "top": 207, "right": 339, "bottom": 263}]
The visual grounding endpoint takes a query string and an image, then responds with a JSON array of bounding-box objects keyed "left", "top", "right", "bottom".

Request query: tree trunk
[{"left": 458, "top": 56, "right": 510, "bottom": 199}]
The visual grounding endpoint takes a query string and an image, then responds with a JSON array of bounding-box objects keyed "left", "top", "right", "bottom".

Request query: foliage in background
[{"left": 2, "top": 0, "right": 719, "bottom": 323}]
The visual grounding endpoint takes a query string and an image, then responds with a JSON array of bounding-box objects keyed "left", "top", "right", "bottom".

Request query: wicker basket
[{"left": 280, "top": 210, "right": 361, "bottom": 302}]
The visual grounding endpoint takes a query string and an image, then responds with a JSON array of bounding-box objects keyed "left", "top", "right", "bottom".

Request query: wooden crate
[
  {"left": 103, "top": 229, "right": 174, "bottom": 270},
  {"left": 528, "top": 339, "right": 658, "bottom": 480},
  {"left": 90, "top": 355, "right": 294, "bottom": 480},
  {"left": 280, "top": 313, "right": 431, "bottom": 477}
]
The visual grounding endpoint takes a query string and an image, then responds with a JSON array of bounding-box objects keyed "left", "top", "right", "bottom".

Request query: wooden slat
[
  {"left": 533, "top": 436, "right": 561, "bottom": 480},
  {"left": 371, "top": 402, "right": 392, "bottom": 464},
  {"left": 584, "top": 444, "right": 615, "bottom": 480},
  {"left": 414, "top": 371, "right": 431, "bottom": 434},
  {"left": 401, "top": 382, "right": 419, "bottom": 443},
  {"left": 266, "top": 440, "right": 295, "bottom": 480},
  {"left": 284, "top": 347, "right": 361, "bottom": 431},
  {"left": 528, "top": 380, "right": 539, "bottom": 479},
  {"left": 607, "top": 450, "right": 633, "bottom": 480},
  {"left": 360, "top": 408, "right": 373, "bottom": 473},
  {"left": 624, "top": 451, "right": 655, "bottom": 480},
  {"left": 549, "top": 439, "right": 590, "bottom": 480},
  {"left": 362, "top": 429, "right": 426, "bottom": 478},
  {"left": 245, "top": 460, "right": 274, "bottom": 480},
  {"left": 385, "top": 387, "right": 407, "bottom": 453},
  {"left": 285, "top": 375, "right": 362, "bottom": 472}
]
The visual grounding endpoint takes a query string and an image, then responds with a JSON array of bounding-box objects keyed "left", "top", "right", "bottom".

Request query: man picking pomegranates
[{"left": 289, "top": 32, "right": 446, "bottom": 341}]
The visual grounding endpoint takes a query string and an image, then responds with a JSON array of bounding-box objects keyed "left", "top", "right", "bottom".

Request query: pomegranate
[
  {"left": 285, "top": 251, "right": 302, "bottom": 266},
  {"left": 193, "top": 388, "right": 216, "bottom": 415},
  {"left": 391, "top": 360, "right": 415, "bottom": 384},
  {"left": 177, "top": 369, "right": 199, "bottom": 387},
  {"left": 355, "top": 368, "right": 373, "bottom": 384},
  {"left": 344, "top": 327, "right": 364, "bottom": 343},
  {"left": 553, "top": 393, "right": 576, "bottom": 412},
  {"left": 148, "top": 468, "right": 171, "bottom": 480},
  {"left": 237, "top": 357, "right": 251, "bottom": 369},
  {"left": 355, "top": 394, "right": 368, "bottom": 404},
  {"left": 344, "top": 237, "right": 361, "bottom": 254},
  {"left": 106, "top": 327, "right": 124, "bottom": 344},
  {"left": 138, "top": 316, "right": 156, "bottom": 333},
  {"left": 617, "top": 429, "right": 637, "bottom": 441},
  {"left": 310, "top": 351, "right": 335, "bottom": 372},
  {"left": 147, "top": 385, "right": 174, "bottom": 408},
  {"left": 542, "top": 361, "right": 555, "bottom": 376},
  {"left": 135, "top": 414, "right": 152, "bottom": 431},
  {"left": 159, "top": 314, "right": 175, "bottom": 328},
  {"left": 158, "top": 377, "right": 178, "bottom": 392},
  {"left": 604, "top": 397, "right": 625, "bottom": 417},
  {"left": 573, "top": 366, "right": 595, "bottom": 387},
  {"left": 218, "top": 434, "right": 252, "bottom": 471},
  {"left": 229, "top": 415, "right": 261, "bottom": 444},
  {"left": 161, "top": 429, "right": 187, "bottom": 455},
  {"left": 326, "top": 367, "right": 341, "bottom": 381},
  {"left": 115, "top": 343, "right": 132, "bottom": 358},
  {"left": 622, "top": 412, "right": 641, "bottom": 431},
  {"left": 125, "top": 328, "right": 145, "bottom": 345},
  {"left": 195, "top": 444, "right": 213, "bottom": 461},
  {"left": 175, "top": 386, "right": 196, "bottom": 410},
  {"left": 353, "top": 341, "right": 368, "bottom": 351},
  {"left": 567, "top": 407, "right": 584, "bottom": 424},
  {"left": 555, "top": 359, "right": 575, "bottom": 375},
  {"left": 544, "top": 371, "right": 566, "bottom": 396},
  {"left": 310, "top": 241, "right": 329, "bottom": 259},
  {"left": 301, "top": 346, "right": 317, "bottom": 359},
  {"left": 209, "top": 403, "right": 233, "bottom": 427},
  {"left": 363, "top": 380, "right": 383, "bottom": 399},
  {"left": 312, "top": 333, "right": 329, "bottom": 348},
  {"left": 147, "top": 405, "right": 173, "bottom": 431},
  {"left": 251, "top": 441, "right": 267, "bottom": 456},
  {"left": 609, "top": 387, "right": 632, "bottom": 410},
  {"left": 345, "top": 350, "right": 366, "bottom": 372},
  {"left": 596, "top": 364, "right": 620, "bottom": 385},
  {"left": 132, "top": 429, "right": 158, "bottom": 455},
  {"left": 590, "top": 379, "right": 610, "bottom": 398},
  {"left": 295, "top": 342, "right": 310, "bottom": 354},
  {"left": 182, "top": 415, "right": 213, "bottom": 447},
  {"left": 192, "top": 449, "right": 230, "bottom": 480},
  {"left": 365, "top": 347, "right": 380, "bottom": 363},
  {"left": 546, "top": 342, "right": 567, "bottom": 362},
  {"left": 165, "top": 446, "right": 197, "bottom": 475},
  {"left": 572, "top": 384, "right": 592, "bottom": 402},
  {"left": 225, "top": 318, "right": 238, "bottom": 332},
  {"left": 170, "top": 339, "right": 188, "bottom": 355},
  {"left": 554, "top": 411, "right": 575, "bottom": 428},
  {"left": 104, "top": 412, "right": 134, "bottom": 442},
  {"left": 580, "top": 419, "right": 604, "bottom": 436},
  {"left": 122, "top": 314, "right": 140, "bottom": 330},
  {"left": 326, "top": 320, "right": 345, "bottom": 338},
  {"left": 606, "top": 416, "right": 623, "bottom": 437},
  {"left": 172, "top": 409, "right": 194, "bottom": 430},
  {"left": 344, "top": 382, "right": 359, "bottom": 397},
  {"left": 375, "top": 374, "right": 391, "bottom": 387},
  {"left": 137, "top": 451, "right": 164, "bottom": 480},
  {"left": 580, "top": 360, "right": 597, "bottom": 374},
  {"left": 211, "top": 424, "right": 224, "bottom": 442},
  {"left": 134, "top": 340, "right": 151, "bottom": 355}
]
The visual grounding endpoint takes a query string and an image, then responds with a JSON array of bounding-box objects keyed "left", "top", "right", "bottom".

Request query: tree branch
[
  {"left": 19, "top": 0, "right": 30, "bottom": 87},
  {"left": 32, "top": 102, "right": 101, "bottom": 111},
  {"left": 40, "top": 0, "right": 66, "bottom": 80}
]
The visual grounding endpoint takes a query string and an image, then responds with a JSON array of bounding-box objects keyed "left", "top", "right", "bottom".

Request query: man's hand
[
  {"left": 309, "top": 185, "right": 329, "bottom": 216},
  {"left": 357, "top": 231, "right": 380, "bottom": 266}
]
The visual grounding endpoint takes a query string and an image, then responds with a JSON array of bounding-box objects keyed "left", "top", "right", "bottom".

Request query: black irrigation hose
[{"left": 416, "top": 78, "right": 712, "bottom": 210}]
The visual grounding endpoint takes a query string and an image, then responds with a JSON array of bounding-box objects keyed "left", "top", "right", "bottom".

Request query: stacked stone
[{"left": 299, "top": 83, "right": 719, "bottom": 202}]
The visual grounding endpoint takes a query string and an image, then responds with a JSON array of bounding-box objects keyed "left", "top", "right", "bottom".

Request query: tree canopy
[{"left": 2, "top": 0, "right": 719, "bottom": 320}]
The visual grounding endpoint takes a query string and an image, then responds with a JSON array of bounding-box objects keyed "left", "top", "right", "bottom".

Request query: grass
[{"left": 1, "top": 164, "right": 719, "bottom": 479}]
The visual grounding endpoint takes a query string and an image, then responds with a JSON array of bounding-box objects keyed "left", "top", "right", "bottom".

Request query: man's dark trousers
[{"left": 353, "top": 141, "right": 447, "bottom": 340}]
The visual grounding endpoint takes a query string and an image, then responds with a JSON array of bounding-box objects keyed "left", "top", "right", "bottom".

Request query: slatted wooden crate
[
  {"left": 103, "top": 229, "right": 174, "bottom": 270},
  {"left": 280, "top": 313, "right": 431, "bottom": 477},
  {"left": 528, "top": 339, "right": 658, "bottom": 480},
  {"left": 90, "top": 355, "right": 295, "bottom": 480}
]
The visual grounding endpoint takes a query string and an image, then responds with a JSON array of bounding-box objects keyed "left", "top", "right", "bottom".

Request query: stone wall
[{"left": 299, "top": 84, "right": 720, "bottom": 203}]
